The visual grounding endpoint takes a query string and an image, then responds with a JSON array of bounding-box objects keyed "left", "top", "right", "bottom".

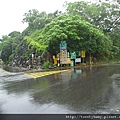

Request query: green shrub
[
  {"left": 9, "top": 54, "right": 14, "bottom": 62},
  {"left": 43, "top": 62, "right": 53, "bottom": 69}
]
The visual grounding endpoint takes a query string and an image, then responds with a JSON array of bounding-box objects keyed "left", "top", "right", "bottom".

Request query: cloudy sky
[{"left": 0, "top": 0, "right": 94, "bottom": 38}]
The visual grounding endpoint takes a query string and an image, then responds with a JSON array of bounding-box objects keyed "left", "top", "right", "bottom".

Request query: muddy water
[{"left": 0, "top": 64, "right": 120, "bottom": 114}]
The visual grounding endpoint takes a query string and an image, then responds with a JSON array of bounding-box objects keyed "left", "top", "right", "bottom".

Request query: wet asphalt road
[{"left": 0, "top": 63, "right": 120, "bottom": 114}]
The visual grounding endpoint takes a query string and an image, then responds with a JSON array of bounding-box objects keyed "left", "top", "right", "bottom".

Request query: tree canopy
[{"left": 40, "top": 15, "right": 112, "bottom": 56}]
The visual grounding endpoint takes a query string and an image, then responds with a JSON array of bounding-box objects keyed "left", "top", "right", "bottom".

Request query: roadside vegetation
[{"left": 0, "top": 0, "right": 120, "bottom": 69}]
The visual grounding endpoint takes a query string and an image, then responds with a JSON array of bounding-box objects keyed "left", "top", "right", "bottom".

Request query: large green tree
[
  {"left": 0, "top": 31, "right": 21, "bottom": 62},
  {"left": 64, "top": 0, "right": 120, "bottom": 59},
  {"left": 22, "top": 9, "right": 62, "bottom": 33},
  {"left": 1, "top": 43, "right": 12, "bottom": 62},
  {"left": 35, "top": 15, "right": 112, "bottom": 59}
]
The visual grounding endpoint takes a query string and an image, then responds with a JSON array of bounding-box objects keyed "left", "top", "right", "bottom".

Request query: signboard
[
  {"left": 54, "top": 58, "right": 57, "bottom": 64},
  {"left": 60, "top": 41, "right": 67, "bottom": 47},
  {"left": 75, "top": 58, "right": 81, "bottom": 63},
  {"left": 81, "top": 50, "right": 85, "bottom": 58},
  {"left": 60, "top": 41, "right": 67, "bottom": 64},
  {"left": 67, "top": 58, "right": 71, "bottom": 64},
  {"left": 60, "top": 50, "right": 67, "bottom": 64},
  {"left": 60, "top": 41, "right": 67, "bottom": 50},
  {"left": 70, "top": 52, "right": 76, "bottom": 59},
  {"left": 60, "top": 46, "right": 67, "bottom": 50}
]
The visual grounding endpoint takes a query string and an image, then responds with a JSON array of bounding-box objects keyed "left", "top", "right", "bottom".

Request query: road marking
[{"left": 25, "top": 70, "right": 68, "bottom": 79}]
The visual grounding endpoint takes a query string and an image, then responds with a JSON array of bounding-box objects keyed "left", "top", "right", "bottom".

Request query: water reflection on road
[{"left": 0, "top": 64, "right": 120, "bottom": 114}]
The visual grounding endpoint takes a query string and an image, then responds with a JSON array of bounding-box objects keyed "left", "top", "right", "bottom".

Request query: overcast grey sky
[{"left": 0, "top": 0, "right": 96, "bottom": 38}]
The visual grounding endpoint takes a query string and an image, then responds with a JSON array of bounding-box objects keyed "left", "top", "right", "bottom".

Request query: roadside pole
[{"left": 89, "top": 53, "right": 92, "bottom": 65}]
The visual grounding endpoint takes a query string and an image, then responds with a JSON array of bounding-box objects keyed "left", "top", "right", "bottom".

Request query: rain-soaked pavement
[{"left": 0, "top": 63, "right": 120, "bottom": 114}]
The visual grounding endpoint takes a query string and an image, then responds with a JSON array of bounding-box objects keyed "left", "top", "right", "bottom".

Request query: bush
[
  {"left": 9, "top": 54, "right": 14, "bottom": 62},
  {"left": 43, "top": 62, "right": 53, "bottom": 69}
]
